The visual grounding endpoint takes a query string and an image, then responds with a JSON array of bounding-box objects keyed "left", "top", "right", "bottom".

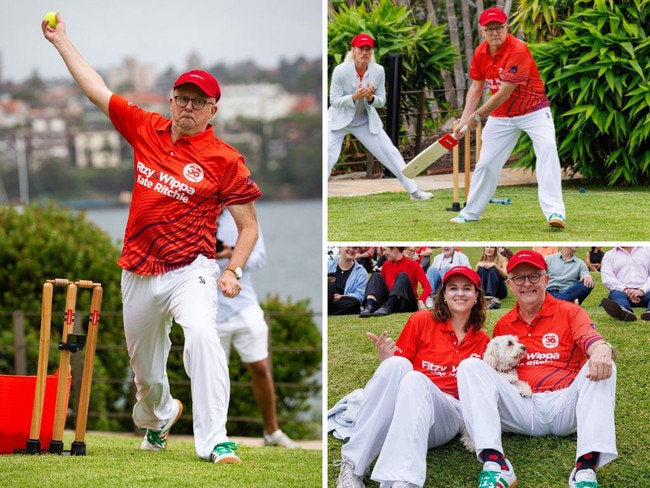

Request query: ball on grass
[{"left": 44, "top": 12, "right": 58, "bottom": 28}]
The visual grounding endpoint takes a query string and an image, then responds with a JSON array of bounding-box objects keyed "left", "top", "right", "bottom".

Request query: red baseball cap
[
  {"left": 506, "top": 250, "right": 547, "bottom": 273},
  {"left": 443, "top": 266, "right": 481, "bottom": 288},
  {"left": 173, "top": 70, "right": 221, "bottom": 102},
  {"left": 479, "top": 7, "right": 508, "bottom": 26},
  {"left": 351, "top": 33, "right": 374, "bottom": 48}
]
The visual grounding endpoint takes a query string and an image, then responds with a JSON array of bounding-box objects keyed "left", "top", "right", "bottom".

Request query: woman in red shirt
[{"left": 334, "top": 266, "right": 490, "bottom": 488}]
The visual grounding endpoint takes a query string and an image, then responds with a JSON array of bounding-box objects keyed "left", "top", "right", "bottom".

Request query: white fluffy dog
[{"left": 460, "top": 335, "right": 532, "bottom": 452}]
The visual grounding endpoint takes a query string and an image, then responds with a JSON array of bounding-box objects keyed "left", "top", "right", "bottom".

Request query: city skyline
[{"left": 1, "top": 1, "right": 323, "bottom": 83}]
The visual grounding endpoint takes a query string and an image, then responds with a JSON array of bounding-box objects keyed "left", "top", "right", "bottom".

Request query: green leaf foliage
[{"left": 513, "top": 0, "right": 650, "bottom": 185}]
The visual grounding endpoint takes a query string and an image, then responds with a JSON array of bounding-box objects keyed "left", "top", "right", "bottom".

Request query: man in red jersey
[
  {"left": 43, "top": 13, "right": 262, "bottom": 464},
  {"left": 359, "top": 247, "right": 431, "bottom": 317},
  {"left": 457, "top": 250, "right": 617, "bottom": 488},
  {"left": 449, "top": 7, "right": 566, "bottom": 229}
]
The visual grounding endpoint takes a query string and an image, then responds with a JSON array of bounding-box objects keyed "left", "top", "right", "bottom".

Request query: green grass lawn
[
  {"left": 327, "top": 182, "right": 649, "bottom": 241},
  {"left": 326, "top": 275, "right": 650, "bottom": 487},
  {"left": 0, "top": 433, "right": 322, "bottom": 487}
]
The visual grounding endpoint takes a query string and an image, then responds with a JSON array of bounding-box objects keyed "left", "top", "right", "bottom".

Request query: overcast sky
[{"left": 0, "top": 0, "right": 323, "bottom": 83}]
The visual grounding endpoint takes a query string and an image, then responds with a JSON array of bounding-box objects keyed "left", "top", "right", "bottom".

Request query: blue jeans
[
  {"left": 607, "top": 289, "right": 650, "bottom": 311},
  {"left": 547, "top": 282, "right": 593, "bottom": 305}
]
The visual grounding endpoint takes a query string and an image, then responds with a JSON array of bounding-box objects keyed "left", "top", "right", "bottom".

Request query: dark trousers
[
  {"left": 476, "top": 266, "right": 507, "bottom": 299},
  {"left": 327, "top": 280, "right": 362, "bottom": 315},
  {"left": 607, "top": 289, "right": 650, "bottom": 311},
  {"left": 363, "top": 272, "right": 418, "bottom": 312},
  {"left": 547, "top": 282, "right": 593, "bottom": 305}
]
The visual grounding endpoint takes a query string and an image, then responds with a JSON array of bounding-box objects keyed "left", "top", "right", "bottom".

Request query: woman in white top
[{"left": 327, "top": 33, "right": 432, "bottom": 201}]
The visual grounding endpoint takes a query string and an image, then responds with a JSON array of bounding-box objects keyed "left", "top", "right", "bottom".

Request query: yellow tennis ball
[{"left": 44, "top": 12, "right": 58, "bottom": 28}]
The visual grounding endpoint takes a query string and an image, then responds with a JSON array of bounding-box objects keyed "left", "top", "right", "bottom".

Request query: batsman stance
[
  {"left": 450, "top": 7, "right": 567, "bottom": 229},
  {"left": 42, "top": 13, "right": 262, "bottom": 463}
]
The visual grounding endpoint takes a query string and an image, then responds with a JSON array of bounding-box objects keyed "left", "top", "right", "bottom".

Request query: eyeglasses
[
  {"left": 483, "top": 25, "right": 506, "bottom": 34},
  {"left": 509, "top": 273, "right": 545, "bottom": 286},
  {"left": 173, "top": 96, "right": 215, "bottom": 110}
]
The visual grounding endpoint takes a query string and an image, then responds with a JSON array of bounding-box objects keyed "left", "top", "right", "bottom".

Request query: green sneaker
[
  {"left": 478, "top": 460, "right": 518, "bottom": 488},
  {"left": 569, "top": 468, "right": 599, "bottom": 488},
  {"left": 211, "top": 441, "right": 242, "bottom": 464},
  {"left": 140, "top": 399, "right": 183, "bottom": 450}
]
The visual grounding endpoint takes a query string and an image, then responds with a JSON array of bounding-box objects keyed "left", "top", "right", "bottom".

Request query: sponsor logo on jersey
[
  {"left": 184, "top": 163, "right": 204, "bottom": 183},
  {"left": 542, "top": 333, "right": 559, "bottom": 349}
]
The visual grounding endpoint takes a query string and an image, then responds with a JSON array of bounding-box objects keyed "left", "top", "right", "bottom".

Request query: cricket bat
[{"left": 401, "top": 125, "right": 468, "bottom": 178}]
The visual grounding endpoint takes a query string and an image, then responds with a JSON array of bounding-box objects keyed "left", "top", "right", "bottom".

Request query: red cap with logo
[
  {"left": 351, "top": 33, "right": 375, "bottom": 48},
  {"left": 442, "top": 266, "right": 481, "bottom": 288},
  {"left": 506, "top": 250, "right": 547, "bottom": 273},
  {"left": 173, "top": 70, "right": 221, "bottom": 102},
  {"left": 479, "top": 7, "right": 508, "bottom": 26}
]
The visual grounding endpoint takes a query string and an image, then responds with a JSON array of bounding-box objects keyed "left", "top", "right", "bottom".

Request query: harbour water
[{"left": 84, "top": 199, "right": 323, "bottom": 323}]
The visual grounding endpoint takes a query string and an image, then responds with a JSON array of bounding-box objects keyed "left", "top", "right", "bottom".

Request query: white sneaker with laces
[
  {"left": 334, "top": 459, "right": 365, "bottom": 488},
  {"left": 263, "top": 429, "right": 300, "bottom": 448},
  {"left": 410, "top": 189, "right": 433, "bottom": 200},
  {"left": 478, "top": 459, "right": 518, "bottom": 488},
  {"left": 140, "top": 399, "right": 183, "bottom": 451},
  {"left": 569, "top": 468, "right": 599, "bottom": 488}
]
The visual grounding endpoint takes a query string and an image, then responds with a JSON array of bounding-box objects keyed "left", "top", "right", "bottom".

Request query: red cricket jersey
[
  {"left": 494, "top": 294, "right": 604, "bottom": 392},
  {"left": 396, "top": 310, "right": 490, "bottom": 399},
  {"left": 108, "top": 94, "right": 262, "bottom": 275},
  {"left": 381, "top": 257, "right": 432, "bottom": 302},
  {"left": 470, "top": 33, "right": 550, "bottom": 116}
]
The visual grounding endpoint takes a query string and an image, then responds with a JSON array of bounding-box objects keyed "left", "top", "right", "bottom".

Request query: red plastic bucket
[{"left": 0, "top": 371, "right": 71, "bottom": 454}]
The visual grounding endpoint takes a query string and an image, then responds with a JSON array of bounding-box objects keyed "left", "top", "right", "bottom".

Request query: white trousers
[
  {"left": 460, "top": 107, "right": 566, "bottom": 220},
  {"left": 121, "top": 254, "right": 230, "bottom": 459},
  {"left": 341, "top": 356, "right": 464, "bottom": 487},
  {"left": 328, "top": 124, "right": 418, "bottom": 194},
  {"left": 457, "top": 357, "right": 617, "bottom": 468}
]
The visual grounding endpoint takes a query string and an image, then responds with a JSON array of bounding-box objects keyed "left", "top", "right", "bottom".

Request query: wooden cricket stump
[
  {"left": 447, "top": 120, "right": 482, "bottom": 211},
  {"left": 21, "top": 279, "right": 102, "bottom": 456}
]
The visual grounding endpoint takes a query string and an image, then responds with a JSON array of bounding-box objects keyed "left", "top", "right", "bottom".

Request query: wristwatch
[
  {"left": 225, "top": 264, "right": 243, "bottom": 280},
  {"left": 473, "top": 113, "right": 482, "bottom": 122}
]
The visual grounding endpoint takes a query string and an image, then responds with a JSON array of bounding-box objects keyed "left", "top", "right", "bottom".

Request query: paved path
[{"left": 328, "top": 167, "right": 580, "bottom": 197}]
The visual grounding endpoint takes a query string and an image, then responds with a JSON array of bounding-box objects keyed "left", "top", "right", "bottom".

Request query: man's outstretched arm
[{"left": 41, "top": 12, "right": 113, "bottom": 116}]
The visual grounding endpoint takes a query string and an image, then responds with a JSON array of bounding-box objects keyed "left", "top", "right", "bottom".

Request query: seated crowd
[{"left": 327, "top": 245, "right": 650, "bottom": 321}]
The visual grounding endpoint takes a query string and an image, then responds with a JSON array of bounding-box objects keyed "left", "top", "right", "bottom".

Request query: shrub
[{"left": 513, "top": 0, "right": 650, "bottom": 185}]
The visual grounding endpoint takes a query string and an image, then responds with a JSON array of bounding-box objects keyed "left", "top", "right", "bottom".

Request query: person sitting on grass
[
  {"left": 600, "top": 246, "right": 650, "bottom": 322},
  {"left": 328, "top": 246, "right": 370, "bottom": 316},
  {"left": 545, "top": 247, "right": 595, "bottom": 305},
  {"left": 458, "top": 249, "right": 617, "bottom": 488},
  {"left": 359, "top": 247, "right": 431, "bottom": 317},
  {"left": 475, "top": 246, "right": 508, "bottom": 309},
  {"left": 334, "top": 266, "right": 490, "bottom": 488}
]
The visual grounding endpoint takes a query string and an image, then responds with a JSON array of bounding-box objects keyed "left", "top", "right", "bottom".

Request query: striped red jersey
[
  {"left": 396, "top": 310, "right": 490, "bottom": 399},
  {"left": 470, "top": 33, "right": 550, "bottom": 116},
  {"left": 494, "top": 294, "right": 604, "bottom": 392},
  {"left": 109, "top": 94, "right": 262, "bottom": 275}
]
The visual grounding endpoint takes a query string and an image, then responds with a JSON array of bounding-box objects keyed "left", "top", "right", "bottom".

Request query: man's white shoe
[
  {"left": 140, "top": 399, "right": 183, "bottom": 450},
  {"left": 263, "top": 429, "right": 300, "bottom": 448},
  {"left": 410, "top": 189, "right": 434, "bottom": 200}
]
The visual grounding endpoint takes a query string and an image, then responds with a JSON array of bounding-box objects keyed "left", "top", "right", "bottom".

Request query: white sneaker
[
  {"left": 478, "top": 459, "right": 517, "bottom": 488},
  {"left": 569, "top": 467, "right": 598, "bottom": 488},
  {"left": 410, "top": 189, "right": 433, "bottom": 200},
  {"left": 334, "top": 459, "right": 365, "bottom": 488},
  {"left": 263, "top": 429, "right": 300, "bottom": 448},
  {"left": 449, "top": 214, "right": 476, "bottom": 224},
  {"left": 425, "top": 296, "right": 434, "bottom": 309},
  {"left": 140, "top": 399, "right": 183, "bottom": 450}
]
